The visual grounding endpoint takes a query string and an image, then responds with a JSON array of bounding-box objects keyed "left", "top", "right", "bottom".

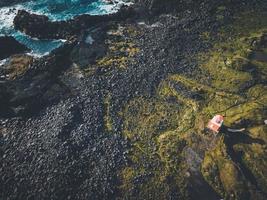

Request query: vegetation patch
[
  {"left": 91, "top": 24, "right": 140, "bottom": 74},
  {"left": 118, "top": 9, "right": 267, "bottom": 200},
  {"left": 201, "top": 137, "right": 249, "bottom": 200},
  {"left": 198, "top": 10, "right": 267, "bottom": 199},
  {"left": 3, "top": 55, "right": 33, "bottom": 80},
  {"left": 104, "top": 93, "right": 113, "bottom": 132},
  {"left": 119, "top": 97, "right": 188, "bottom": 199}
]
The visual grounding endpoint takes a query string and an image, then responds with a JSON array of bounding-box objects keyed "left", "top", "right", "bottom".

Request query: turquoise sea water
[{"left": 0, "top": 0, "right": 126, "bottom": 56}]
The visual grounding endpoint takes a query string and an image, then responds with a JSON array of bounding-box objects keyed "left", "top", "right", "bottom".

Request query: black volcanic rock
[
  {"left": 14, "top": 6, "right": 136, "bottom": 40},
  {"left": 0, "top": 41, "right": 76, "bottom": 117},
  {"left": 0, "top": 36, "right": 29, "bottom": 60},
  {"left": 135, "top": 0, "right": 197, "bottom": 14}
]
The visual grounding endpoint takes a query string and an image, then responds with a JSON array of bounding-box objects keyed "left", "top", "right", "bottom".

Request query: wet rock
[
  {"left": 70, "top": 24, "right": 120, "bottom": 69},
  {"left": 1, "top": 42, "right": 76, "bottom": 117},
  {"left": 0, "top": 36, "right": 29, "bottom": 60},
  {"left": 14, "top": 6, "right": 136, "bottom": 40},
  {"left": 70, "top": 42, "right": 107, "bottom": 68}
]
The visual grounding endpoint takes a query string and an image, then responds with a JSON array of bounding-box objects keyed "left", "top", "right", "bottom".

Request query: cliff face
[{"left": 1, "top": 1, "right": 267, "bottom": 200}]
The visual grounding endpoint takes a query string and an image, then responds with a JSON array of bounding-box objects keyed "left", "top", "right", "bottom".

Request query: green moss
[
  {"left": 97, "top": 56, "right": 128, "bottom": 69},
  {"left": 247, "top": 125, "right": 267, "bottom": 143},
  {"left": 200, "top": 31, "right": 211, "bottom": 41},
  {"left": 230, "top": 55, "right": 250, "bottom": 71},
  {"left": 247, "top": 84, "right": 267, "bottom": 105},
  {"left": 198, "top": 44, "right": 253, "bottom": 93},
  {"left": 5, "top": 55, "right": 33, "bottom": 80},
  {"left": 198, "top": 12, "right": 267, "bottom": 94},
  {"left": 251, "top": 59, "right": 267, "bottom": 80},
  {"left": 234, "top": 143, "right": 267, "bottom": 192},
  {"left": 83, "top": 25, "right": 140, "bottom": 75},
  {"left": 158, "top": 78, "right": 199, "bottom": 111},
  {"left": 118, "top": 9, "right": 267, "bottom": 199},
  {"left": 217, "top": 6, "right": 226, "bottom": 11},
  {"left": 96, "top": 26, "right": 140, "bottom": 70},
  {"left": 198, "top": 10, "right": 267, "bottom": 199},
  {"left": 226, "top": 12, "right": 267, "bottom": 37},
  {"left": 123, "top": 97, "right": 181, "bottom": 140},
  {"left": 223, "top": 101, "right": 265, "bottom": 127},
  {"left": 158, "top": 131, "right": 187, "bottom": 169},
  {"left": 119, "top": 97, "right": 189, "bottom": 199},
  {"left": 103, "top": 94, "right": 113, "bottom": 132},
  {"left": 201, "top": 137, "right": 250, "bottom": 200},
  {"left": 95, "top": 40, "right": 139, "bottom": 69}
]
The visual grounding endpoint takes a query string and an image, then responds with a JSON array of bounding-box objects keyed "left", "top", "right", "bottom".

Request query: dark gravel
[{"left": 1, "top": 0, "right": 266, "bottom": 199}]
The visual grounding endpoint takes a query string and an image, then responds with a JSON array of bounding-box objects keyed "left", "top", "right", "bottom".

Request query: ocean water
[{"left": 0, "top": 0, "right": 128, "bottom": 56}]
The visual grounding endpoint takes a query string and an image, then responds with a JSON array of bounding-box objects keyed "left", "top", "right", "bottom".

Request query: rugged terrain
[{"left": 0, "top": 0, "right": 267, "bottom": 199}]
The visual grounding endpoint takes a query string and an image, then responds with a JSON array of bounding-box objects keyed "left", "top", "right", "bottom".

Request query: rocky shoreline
[
  {"left": 1, "top": 0, "right": 267, "bottom": 199},
  {"left": 0, "top": 36, "right": 29, "bottom": 60},
  {"left": 13, "top": 5, "right": 136, "bottom": 40}
]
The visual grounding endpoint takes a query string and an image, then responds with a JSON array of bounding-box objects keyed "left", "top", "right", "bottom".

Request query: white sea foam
[
  {"left": 26, "top": 51, "right": 50, "bottom": 58},
  {"left": 0, "top": 0, "right": 133, "bottom": 57},
  {"left": 0, "top": 58, "right": 7, "bottom": 66},
  {"left": 0, "top": 4, "right": 25, "bottom": 35},
  {"left": 96, "top": 0, "right": 133, "bottom": 14}
]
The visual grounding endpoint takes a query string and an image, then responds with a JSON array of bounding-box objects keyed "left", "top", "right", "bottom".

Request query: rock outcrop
[
  {"left": 0, "top": 41, "right": 76, "bottom": 117},
  {"left": 0, "top": 36, "right": 29, "bottom": 60},
  {"left": 14, "top": 6, "right": 135, "bottom": 40}
]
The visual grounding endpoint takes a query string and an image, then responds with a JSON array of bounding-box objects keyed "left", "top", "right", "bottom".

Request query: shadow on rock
[{"left": 0, "top": 41, "right": 76, "bottom": 118}]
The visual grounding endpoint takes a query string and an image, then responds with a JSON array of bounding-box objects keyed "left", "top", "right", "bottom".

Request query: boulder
[
  {"left": 70, "top": 42, "right": 107, "bottom": 68},
  {"left": 70, "top": 28, "right": 108, "bottom": 68},
  {"left": 0, "top": 36, "right": 29, "bottom": 60}
]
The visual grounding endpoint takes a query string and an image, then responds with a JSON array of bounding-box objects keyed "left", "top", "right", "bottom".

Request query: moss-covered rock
[
  {"left": 234, "top": 143, "right": 267, "bottom": 192},
  {"left": 198, "top": 9, "right": 267, "bottom": 199},
  {"left": 119, "top": 97, "right": 189, "bottom": 199},
  {"left": 201, "top": 137, "right": 250, "bottom": 200},
  {"left": 2, "top": 55, "right": 33, "bottom": 80},
  {"left": 118, "top": 7, "right": 267, "bottom": 200},
  {"left": 84, "top": 24, "right": 140, "bottom": 75}
]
